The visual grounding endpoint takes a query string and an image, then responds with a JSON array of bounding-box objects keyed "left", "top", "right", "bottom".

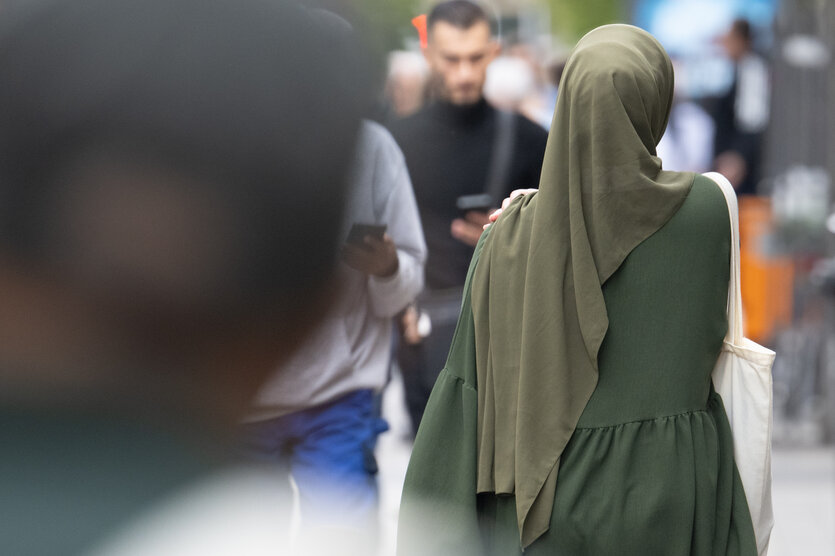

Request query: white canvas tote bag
[{"left": 705, "top": 172, "right": 776, "bottom": 556}]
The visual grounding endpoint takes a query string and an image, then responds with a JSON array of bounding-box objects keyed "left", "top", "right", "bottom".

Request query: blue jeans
[{"left": 240, "top": 389, "right": 388, "bottom": 530}]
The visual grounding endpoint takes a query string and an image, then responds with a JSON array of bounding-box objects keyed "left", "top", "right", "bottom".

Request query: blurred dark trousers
[
  {"left": 397, "top": 288, "right": 464, "bottom": 433},
  {"left": 240, "top": 389, "right": 388, "bottom": 531}
]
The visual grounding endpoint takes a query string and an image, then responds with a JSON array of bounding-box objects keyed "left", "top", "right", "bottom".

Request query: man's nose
[{"left": 456, "top": 61, "right": 475, "bottom": 82}]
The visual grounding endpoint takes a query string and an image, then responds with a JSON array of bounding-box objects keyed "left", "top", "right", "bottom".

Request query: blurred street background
[{"left": 368, "top": 0, "right": 835, "bottom": 554}]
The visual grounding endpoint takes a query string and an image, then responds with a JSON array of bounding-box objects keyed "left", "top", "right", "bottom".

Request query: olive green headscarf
[{"left": 472, "top": 24, "right": 695, "bottom": 547}]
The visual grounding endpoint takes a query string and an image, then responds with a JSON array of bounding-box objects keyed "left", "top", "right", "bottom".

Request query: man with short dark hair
[
  {"left": 0, "top": 0, "right": 368, "bottom": 553},
  {"left": 389, "top": 0, "right": 548, "bottom": 432}
]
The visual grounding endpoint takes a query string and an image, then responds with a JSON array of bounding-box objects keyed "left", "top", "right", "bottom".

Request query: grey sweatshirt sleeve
[{"left": 365, "top": 122, "right": 426, "bottom": 318}]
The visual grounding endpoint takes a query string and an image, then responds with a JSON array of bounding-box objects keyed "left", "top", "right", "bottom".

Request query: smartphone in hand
[
  {"left": 346, "top": 223, "right": 387, "bottom": 247},
  {"left": 456, "top": 193, "right": 493, "bottom": 215}
]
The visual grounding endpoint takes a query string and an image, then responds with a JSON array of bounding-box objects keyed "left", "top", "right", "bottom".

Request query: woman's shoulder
[
  {"left": 673, "top": 173, "right": 732, "bottom": 235},
  {"left": 624, "top": 173, "right": 730, "bottom": 266}
]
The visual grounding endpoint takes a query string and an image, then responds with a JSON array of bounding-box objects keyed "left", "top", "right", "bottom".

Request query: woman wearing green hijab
[{"left": 397, "top": 24, "right": 758, "bottom": 556}]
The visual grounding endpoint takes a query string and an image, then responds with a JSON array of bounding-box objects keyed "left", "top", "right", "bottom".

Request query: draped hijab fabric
[{"left": 472, "top": 24, "right": 696, "bottom": 547}]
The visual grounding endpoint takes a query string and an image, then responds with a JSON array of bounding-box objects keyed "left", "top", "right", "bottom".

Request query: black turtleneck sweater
[{"left": 389, "top": 99, "right": 547, "bottom": 290}]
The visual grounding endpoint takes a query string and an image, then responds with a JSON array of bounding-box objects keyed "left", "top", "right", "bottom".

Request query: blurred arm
[{"left": 367, "top": 129, "right": 426, "bottom": 318}]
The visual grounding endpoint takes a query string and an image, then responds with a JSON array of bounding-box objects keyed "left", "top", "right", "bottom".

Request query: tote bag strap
[{"left": 703, "top": 172, "right": 743, "bottom": 344}]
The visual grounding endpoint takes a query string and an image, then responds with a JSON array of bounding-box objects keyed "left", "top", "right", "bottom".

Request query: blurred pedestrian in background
[
  {"left": 485, "top": 44, "right": 562, "bottom": 131},
  {"left": 384, "top": 51, "right": 431, "bottom": 120},
  {"left": 656, "top": 59, "right": 715, "bottom": 173},
  {"left": 483, "top": 55, "right": 537, "bottom": 113},
  {"left": 0, "top": 0, "right": 368, "bottom": 554},
  {"left": 241, "top": 118, "right": 426, "bottom": 554},
  {"left": 389, "top": 0, "right": 548, "bottom": 433},
  {"left": 710, "top": 18, "right": 770, "bottom": 195}
]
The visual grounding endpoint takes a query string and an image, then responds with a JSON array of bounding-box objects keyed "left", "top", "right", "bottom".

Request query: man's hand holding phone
[
  {"left": 342, "top": 224, "right": 398, "bottom": 278},
  {"left": 451, "top": 194, "right": 493, "bottom": 247},
  {"left": 451, "top": 211, "right": 491, "bottom": 247}
]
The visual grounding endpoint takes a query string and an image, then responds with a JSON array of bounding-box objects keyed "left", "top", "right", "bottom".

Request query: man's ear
[
  {"left": 487, "top": 40, "right": 501, "bottom": 63},
  {"left": 422, "top": 43, "right": 433, "bottom": 65}
]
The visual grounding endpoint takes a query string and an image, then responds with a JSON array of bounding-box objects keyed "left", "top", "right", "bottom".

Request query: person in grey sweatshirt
[{"left": 242, "top": 119, "right": 426, "bottom": 547}]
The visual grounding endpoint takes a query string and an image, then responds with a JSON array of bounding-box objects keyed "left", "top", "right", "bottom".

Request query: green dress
[{"left": 398, "top": 176, "right": 758, "bottom": 556}]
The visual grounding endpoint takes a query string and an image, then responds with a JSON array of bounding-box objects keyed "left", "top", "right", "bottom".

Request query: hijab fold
[{"left": 472, "top": 25, "right": 695, "bottom": 547}]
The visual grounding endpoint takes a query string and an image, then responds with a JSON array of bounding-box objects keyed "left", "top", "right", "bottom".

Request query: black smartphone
[
  {"left": 346, "top": 223, "right": 387, "bottom": 246},
  {"left": 456, "top": 193, "right": 493, "bottom": 214}
]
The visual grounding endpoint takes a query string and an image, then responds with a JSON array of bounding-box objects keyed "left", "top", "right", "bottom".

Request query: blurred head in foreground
[
  {"left": 0, "top": 0, "right": 367, "bottom": 426},
  {"left": 1, "top": 0, "right": 369, "bottom": 552}
]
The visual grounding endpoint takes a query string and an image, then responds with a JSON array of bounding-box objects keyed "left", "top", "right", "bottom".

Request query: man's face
[
  {"left": 424, "top": 21, "right": 497, "bottom": 105},
  {"left": 721, "top": 32, "right": 749, "bottom": 62}
]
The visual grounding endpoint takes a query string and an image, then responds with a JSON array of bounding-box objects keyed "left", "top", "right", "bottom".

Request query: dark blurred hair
[
  {"left": 0, "top": 0, "right": 369, "bottom": 318},
  {"left": 428, "top": 0, "right": 489, "bottom": 33},
  {"left": 730, "top": 18, "right": 752, "bottom": 43}
]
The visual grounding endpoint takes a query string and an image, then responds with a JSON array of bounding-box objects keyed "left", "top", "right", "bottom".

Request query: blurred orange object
[
  {"left": 412, "top": 14, "right": 428, "bottom": 50},
  {"left": 738, "top": 196, "right": 794, "bottom": 344}
]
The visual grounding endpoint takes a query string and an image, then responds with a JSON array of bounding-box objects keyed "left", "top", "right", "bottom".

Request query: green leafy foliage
[{"left": 546, "top": 0, "right": 626, "bottom": 41}]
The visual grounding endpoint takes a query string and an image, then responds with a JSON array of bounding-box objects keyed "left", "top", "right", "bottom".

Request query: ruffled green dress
[{"left": 398, "top": 176, "right": 758, "bottom": 555}]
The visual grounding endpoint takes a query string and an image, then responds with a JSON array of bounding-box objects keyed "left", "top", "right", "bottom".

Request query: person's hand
[
  {"left": 451, "top": 211, "right": 491, "bottom": 247},
  {"left": 715, "top": 151, "right": 747, "bottom": 189},
  {"left": 342, "top": 234, "right": 399, "bottom": 277},
  {"left": 400, "top": 305, "right": 423, "bottom": 345},
  {"left": 485, "top": 189, "right": 538, "bottom": 228}
]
